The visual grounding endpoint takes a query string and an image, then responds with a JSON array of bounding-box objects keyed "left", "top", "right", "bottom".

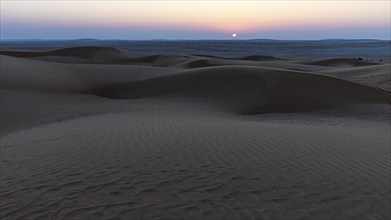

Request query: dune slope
[{"left": 99, "top": 66, "right": 389, "bottom": 114}]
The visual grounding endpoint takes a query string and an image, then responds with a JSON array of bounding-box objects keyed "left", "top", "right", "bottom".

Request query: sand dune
[
  {"left": 0, "top": 47, "right": 141, "bottom": 64},
  {"left": 0, "top": 47, "right": 331, "bottom": 70},
  {"left": 0, "top": 55, "right": 91, "bottom": 92},
  {"left": 1, "top": 47, "right": 390, "bottom": 219},
  {"left": 238, "top": 55, "right": 287, "bottom": 61},
  {"left": 305, "top": 58, "right": 380, "bottom": 67},
  {"left": 319, "top": 64, "right": 391, "bottom": 92},
  {"left": 99, "top": 66, "right": 388, "bottom": 114}
]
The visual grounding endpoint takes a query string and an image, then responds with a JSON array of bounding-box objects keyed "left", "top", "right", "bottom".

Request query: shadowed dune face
[
  {"left": 0, "top": 46, "right": 121, "bottom": 58},
  {"left": 99, "top": 66, "right": 389, "bottom": 114},
  {"left": 238, "top": 55, "right": 287, "bottom": 61},
  {"left": 0, "top": 55, "right": 92, "bottom": 93},
  {"left": 0, "top": 47, "right": 142, "bottom": 64},
  {"left": 184, "top": 59, "right": 217, "bottom": 68},
  {"left": 1, "top": 46, "right": 390, "bottom": 220},
  {"left": 305, "top": 58, "right": 380, "bottom": 67}
]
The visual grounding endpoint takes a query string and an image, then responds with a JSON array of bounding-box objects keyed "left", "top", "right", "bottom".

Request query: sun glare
[{"left": 232, "top": 33, "right": 237, "bottom": 38}]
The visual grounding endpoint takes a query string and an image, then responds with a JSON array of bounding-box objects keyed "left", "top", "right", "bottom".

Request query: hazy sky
[{"left": 1, "top": 1, "right": 390, "bottom": 40}]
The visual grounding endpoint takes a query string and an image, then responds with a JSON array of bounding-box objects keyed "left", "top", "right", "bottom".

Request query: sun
[{"left": 232, "top": 33, "right": 237, "bottom": 38}]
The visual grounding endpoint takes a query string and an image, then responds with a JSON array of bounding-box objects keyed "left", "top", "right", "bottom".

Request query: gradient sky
[{"left": 1, "top": 1, "right": 390, "bottom": 40}]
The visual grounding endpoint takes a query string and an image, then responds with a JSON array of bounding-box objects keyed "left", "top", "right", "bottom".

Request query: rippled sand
[{"left": 1, "top": 47, "right": 390, "bottom": 219}]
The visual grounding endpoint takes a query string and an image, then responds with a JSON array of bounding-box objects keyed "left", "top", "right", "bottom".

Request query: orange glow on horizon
[{"left": 1, "top": 1, "right": 390, "bottom": 35}]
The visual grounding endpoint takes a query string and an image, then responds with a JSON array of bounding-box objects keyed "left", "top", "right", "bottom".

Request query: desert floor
[{"left": 1, "top": 47, "right": 390, "bottom": 219}]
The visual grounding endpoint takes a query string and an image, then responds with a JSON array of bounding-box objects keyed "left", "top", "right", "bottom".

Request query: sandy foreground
[{"left": 0, "top": 47, "right": 390, "bottom": 219}]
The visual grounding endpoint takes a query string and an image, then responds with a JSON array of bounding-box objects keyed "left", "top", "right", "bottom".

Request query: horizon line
[{"left": 1, "top": 38, "right": 390, "bottom": 42}]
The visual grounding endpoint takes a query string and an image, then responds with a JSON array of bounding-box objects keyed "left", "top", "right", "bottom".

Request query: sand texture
[{"left": 1, "top": 47, "right": 390, "bottom": 220}]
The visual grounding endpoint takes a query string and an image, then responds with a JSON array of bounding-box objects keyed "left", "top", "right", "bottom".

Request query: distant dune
[
  {"left": 1, "top": 39, "right": 390, "bottom": 61},
  {"left": 0, "top": 46, "right": 390, "bottom": 219},
  {"left": 305, "top": 58, "right": 379, "bottom": 67}
]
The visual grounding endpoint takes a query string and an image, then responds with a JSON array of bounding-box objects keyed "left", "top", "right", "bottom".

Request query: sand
[{"left": 0, "top": 47, "right": 390, "bottom": 219}]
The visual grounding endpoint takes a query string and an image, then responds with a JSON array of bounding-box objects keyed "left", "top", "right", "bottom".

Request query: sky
[{"left": 1, "top": 1, "right": 390, "bottom": 40}]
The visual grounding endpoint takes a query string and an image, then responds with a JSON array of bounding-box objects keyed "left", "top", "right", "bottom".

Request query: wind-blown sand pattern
[{"left": 1, "top": 47, "right": 390, "bottom": 219}]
